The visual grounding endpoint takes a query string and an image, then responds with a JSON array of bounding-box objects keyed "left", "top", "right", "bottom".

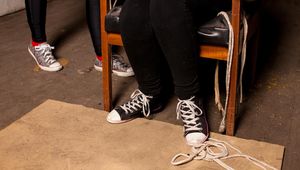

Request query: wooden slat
[
  {"left": 108, "top": 33, "right": 123, "bottom": 46},
  {"left": 107, "top": 33, "right": 228, "bottom": 61},
  {"left": 199, "top": 45, "right": 228, "bottom": 61}
]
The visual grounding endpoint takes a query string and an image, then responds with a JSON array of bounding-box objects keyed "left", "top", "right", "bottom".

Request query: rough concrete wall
[{"left": 0, "top": 0, "right": 25, "bottom": 16}]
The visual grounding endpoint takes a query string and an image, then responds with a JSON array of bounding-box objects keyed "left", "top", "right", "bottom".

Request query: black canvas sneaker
[
  {"left": 106, "top": 89, "right": 162, "bottom": 123},
  {"left": 176, "top": 96, "right": 209, "bottom": 147}
]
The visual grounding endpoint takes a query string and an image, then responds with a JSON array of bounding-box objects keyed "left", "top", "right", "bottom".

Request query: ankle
[
  {"left": 96, "top": 55, "right": 103, "bottom": 61},
  {"left": 149, "top": 95, "right": 164, "bottom": 113}
]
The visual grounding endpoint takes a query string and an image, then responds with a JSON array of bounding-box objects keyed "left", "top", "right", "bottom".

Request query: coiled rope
[{"left": 171, "top": 138, "right": 278, "bottom": 170}]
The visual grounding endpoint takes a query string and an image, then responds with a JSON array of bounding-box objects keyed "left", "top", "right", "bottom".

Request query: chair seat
[
  {"left": 105, "top": 6, "right": 122, "bottom": 34},
  {"left": 105, "top": 6, "right": 230, "bottom": 46}
]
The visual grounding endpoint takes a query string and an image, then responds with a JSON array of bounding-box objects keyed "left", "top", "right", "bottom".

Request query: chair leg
[
  {"left": 100, "top": 0, "right": 112, "bottom": 111},
  {"left": 225, "top": 40, "right": 239, "bottom": 135},
  {"left": 225, "top": 0, "right": 241, "bottom": 136},
  {"left": 102, "top": 43, "right": 112, "bottom": 111},
  {"left": 226, "top": 57, "right": 239, "bottom": 136}
]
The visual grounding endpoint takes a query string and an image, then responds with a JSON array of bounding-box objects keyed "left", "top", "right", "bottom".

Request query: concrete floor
[{"left": 0, "top": 0, "right": 299, "bottom": 169}]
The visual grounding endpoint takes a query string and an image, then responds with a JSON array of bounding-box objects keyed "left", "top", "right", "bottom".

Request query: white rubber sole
[
  {"left": 94, "top": 64, "right": 134, "bottom": 77},
  {"left": 28, "top": 47, "right": 62, "bottom": 72},
  {"left": 106, "top": 117, "right": 134, "bottom": 124}
]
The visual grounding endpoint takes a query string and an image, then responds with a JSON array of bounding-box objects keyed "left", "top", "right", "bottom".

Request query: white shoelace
[
  {"left": 176, "top": 97, "right": 203, "bottom": 132},
  {"left": 34, "top": 44, "right": 56, "bottom": 64},
  {"left": 171, "top": 138, "right": 278, "bottom": 170},
  {"left": 120, "top": 89, "right": 152, "bottom": 117}
]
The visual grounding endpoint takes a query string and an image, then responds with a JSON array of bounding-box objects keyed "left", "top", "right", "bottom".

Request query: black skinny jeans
[
  {"left": 120, "top": 0, "right": 224, "bottom": 99},
  {"left": 25, "top": 0, "right": 105, "bottom": 56}
]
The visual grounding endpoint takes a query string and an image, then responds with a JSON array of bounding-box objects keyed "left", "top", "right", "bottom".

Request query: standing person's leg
[
  {"left": 150, "top": 0, "right": 209, "bottom": 146},
  {"left": 86, "top": 0, "right": 134, "bottom": 77},
  {"left": 25, "top": 0, "right": 62, "bottom": 71},
  {"left": 106, "top": 0, "right": 165, "bottom": 123},
  {"left": 85, "top": 0, "right": 101, "bottom": 57},
  {"left": 25, "top": 0, "right": 47, "bottom": 43}
]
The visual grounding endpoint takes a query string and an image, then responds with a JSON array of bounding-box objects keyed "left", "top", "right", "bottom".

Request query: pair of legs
[
  {"left": 25, "top": 0, "right": 133, "bottom": 76},
  {"left": 25, "top": 0, "right": 102, "bottom": 54},
  {"left": 107, "top": 0, "right": 221, "bottom": 146}
]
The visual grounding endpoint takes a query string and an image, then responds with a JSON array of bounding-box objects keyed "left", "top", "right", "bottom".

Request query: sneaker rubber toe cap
[
  {"left": 41, "top": 62, "right": 62, "bottom": 72},
  {"left": 124, "top": 68, "right": 135, "bottom": 76},
  {"left": 50, "top": 62, "right": 62, "bottom": 68},
  {"left": 113, "top": 67, "right": 135, "bottom": 77},
  {"left": 106, "top": 110, "right": 122, "bottom": 123},
  {"left": 126, "top": 67, "right": 134, "bottom": 74},
  {"left": 186, "top": 133, "right": 208, "bottom": 147}
]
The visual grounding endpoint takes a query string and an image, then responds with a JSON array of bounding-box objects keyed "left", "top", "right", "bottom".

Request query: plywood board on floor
[{"left": 0, "top": 100, "right": 284, "bottom": 170}]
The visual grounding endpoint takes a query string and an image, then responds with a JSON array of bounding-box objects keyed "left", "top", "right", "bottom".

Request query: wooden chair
[{"left": 100, "top": 0, "right": 259, "bottom": 135}]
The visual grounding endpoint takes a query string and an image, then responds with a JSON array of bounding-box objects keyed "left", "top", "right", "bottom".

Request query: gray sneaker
[
  {"left": 28, "top": 43, "right": 62, "bottom": 72},
  {"left": 94, "top": 54, "right": 134, "bottom": 77}
]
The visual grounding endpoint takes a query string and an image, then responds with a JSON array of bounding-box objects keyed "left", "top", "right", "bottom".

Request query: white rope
[
  {"left": 239, "top": 15, "right": 248, "bottom": 103},
  {"left": 109, "top": 0, "right": 118, "bottom": 10},
  {"left": 214, "top": 11, "right": 234, "bottom": 133},
  {"left": 214, "top": 11, "right": 248, "bottom": 133},
  {"left": 214, "top": 62, "right": 226, "bottom": 132},
  {"left": 171, "top": 138, "right": 278, "bottom": 170}
]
